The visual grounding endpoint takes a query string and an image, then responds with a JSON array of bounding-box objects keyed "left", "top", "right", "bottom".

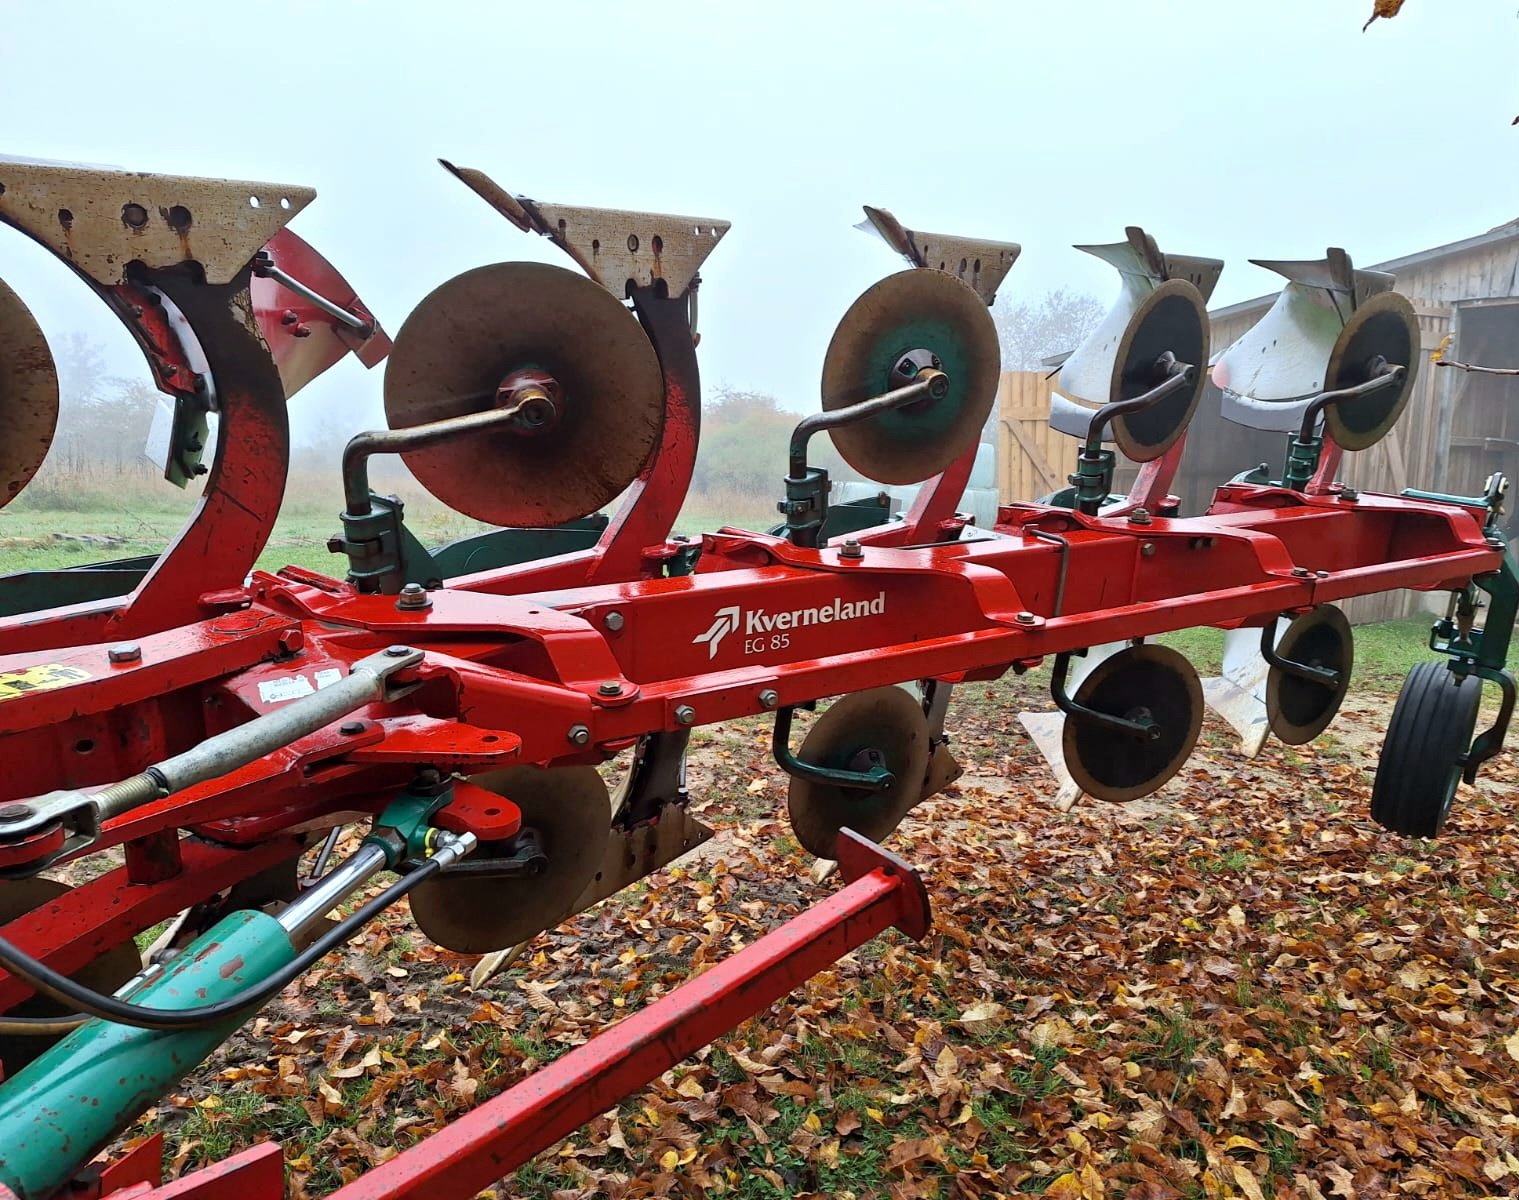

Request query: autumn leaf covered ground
[{"left": 117, "top": 620, "right": 1519, "bottom": 1199}]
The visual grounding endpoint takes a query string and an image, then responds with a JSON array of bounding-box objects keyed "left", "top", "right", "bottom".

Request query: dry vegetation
[{"left": 101, "top": 638, "right": 1519, "bottom": 1200}]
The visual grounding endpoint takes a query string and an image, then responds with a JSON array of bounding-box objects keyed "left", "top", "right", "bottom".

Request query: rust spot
[{"left": 219, "top": 954, "right": 244, "bottom": 979}]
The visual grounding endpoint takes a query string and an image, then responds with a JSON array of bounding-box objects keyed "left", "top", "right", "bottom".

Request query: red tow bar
[{"left": 118, "top": 830, "right": 929, "bottom": 1200}]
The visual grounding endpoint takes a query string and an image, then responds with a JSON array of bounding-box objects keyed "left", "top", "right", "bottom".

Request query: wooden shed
[{"left": 998, "top": 218, "right": 1519, "bottom": 622}]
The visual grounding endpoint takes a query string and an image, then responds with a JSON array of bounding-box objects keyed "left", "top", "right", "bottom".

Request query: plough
[{"left": 0, "top": 156, "right": 1511, "bottom": 1198}]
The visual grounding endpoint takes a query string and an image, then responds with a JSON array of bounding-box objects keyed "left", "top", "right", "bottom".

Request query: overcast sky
[{"left": 2, "top": 0, "right": 1515, "bottom": 445}]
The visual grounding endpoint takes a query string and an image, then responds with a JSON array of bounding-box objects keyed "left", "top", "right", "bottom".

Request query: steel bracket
[
  {"left": 0, "top": 158, "right": 312, "bottom": 285},
  {"left": 858, "top": 205, "right": 1020, "bottom": 305},
  {"left": 440, "top": 159, "right": 729, "bottom": 299}
]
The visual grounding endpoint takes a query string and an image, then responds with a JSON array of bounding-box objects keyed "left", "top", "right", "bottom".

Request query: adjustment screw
[
  {"left": 396, "top": 582, "right": 432, "bottom": 611},
  {"left": 1014, "top": 611, "right": 1038, "bottom": 626},
  {"left": 604, "top": 611, "right": 625, "bottom": 632},
  {"left": 1291, "top": 567, "right": 1311, "bottom": 578},
  {"left": 1128, "top": 508, "right": 1152, "bottom": 526},
  {"left": 598, "top": 681, "right": 623, "bottom": 697},
  {"left": 567, "top": 724, "right": 591, "bottom": 746},
  {"left": 340, "top": 721, "right": 365, "bottom": 736},
  {"left": 108, "top": 643, "right": 142, "bottom": 664},
  {"left": 674, "top": 704, "right": 696, "bottom": 726},
  {"left": 0, "top": 803, "right": 33, "bottom": 823},
  {"left": 1339, "top": 487, "right": 1359, "bottom": 502},
  {"left": 385, "top": 645, "right": 414, "bottom": 658},
  {"left": 1141, "top": 542, "right": 1156, "bottom": 557},
  {"left": 838, "top": 539, "right": 863, "bottom": 560},
  {"left": 758, "top": 688, "right": 779, "bottom": 709}
]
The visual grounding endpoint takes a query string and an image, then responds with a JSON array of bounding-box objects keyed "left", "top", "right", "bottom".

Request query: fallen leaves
[{"left": 121, "top": 675, "right": 1519, "bottom": 1198}]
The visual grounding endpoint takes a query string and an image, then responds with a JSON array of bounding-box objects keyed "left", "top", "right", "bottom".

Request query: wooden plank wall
[{"left": 996, "top": 371, "right": 1070, "bottom": 503}]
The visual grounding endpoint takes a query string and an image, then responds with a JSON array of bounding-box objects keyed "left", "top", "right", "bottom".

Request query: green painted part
[
  {"left": 1402, "top": 486, "right": 1493, "bottom": 507},
  {"left": 0, "top": 558, "right": 156, "bottom": 618},
  {"left": 861, "top": 317, "right": 976, "bottom": 445},
  {"left": 769, "top": 496, "right": 896, "bottom": 541},
  {"left": 0, "top": 910, "right": 294, "bottom": 1200},
  {"left": 424, "top": 516, "right": 608, "bottom": 581},
  {"left": 162, "top": 396, "right": 212, "bottom": 490},
  {"left": 1039, "top": 484, "right": 1123, "bottom": 509},
  {"left": 1474, "top": 537, "right": 1518, "bottom": 673},
  {"left": 369, "top": 787, "right": 453, "bottom": 862},
  {"left": 1283, "top": 434, "right": 1322, "bottom": 492},
  {"left": 1070, "top": 449, "right": 1116, "bottom": 515}
]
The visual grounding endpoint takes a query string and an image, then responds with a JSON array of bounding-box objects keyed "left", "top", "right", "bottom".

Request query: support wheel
[{"left": 1370, "top": 661, "right": 1481, "bottom": 838}]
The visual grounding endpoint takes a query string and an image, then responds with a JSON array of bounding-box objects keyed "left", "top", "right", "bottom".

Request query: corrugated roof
[{"left": 1208, "top": 217, "right": 1519, "bottom": 322}]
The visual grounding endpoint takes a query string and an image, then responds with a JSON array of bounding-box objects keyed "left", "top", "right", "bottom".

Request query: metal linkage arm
[{"left": 0, "top": 647, "right": 423, "bottom": 874}]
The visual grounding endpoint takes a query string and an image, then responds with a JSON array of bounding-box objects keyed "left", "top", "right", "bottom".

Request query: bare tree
[{"left": 991, "top": 289, "right": 1105, "bottom": 372}]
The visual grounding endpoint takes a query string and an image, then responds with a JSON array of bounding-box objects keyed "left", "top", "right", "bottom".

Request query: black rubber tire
[{"left": 1370, "top": 661, "right": 1482, "bottom": 838}]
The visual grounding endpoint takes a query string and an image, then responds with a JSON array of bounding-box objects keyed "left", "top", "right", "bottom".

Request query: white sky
[{"left": 2, "top": 0, "right": 1515, "bottom": 443}]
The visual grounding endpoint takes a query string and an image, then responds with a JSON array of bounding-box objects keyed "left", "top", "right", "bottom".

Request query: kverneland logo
[{"left": 692, "top": 592, "right": 886, "bottom": 659}]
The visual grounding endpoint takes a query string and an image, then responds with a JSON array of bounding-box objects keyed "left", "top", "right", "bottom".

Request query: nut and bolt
[
  {"left": 1128, "top": 508, "right": 1152, "bottom": 526},
  {"left": 396, "top": 582, "right": 432, "bottom": 611},
  {"left": 597, "top": 681, "right": 623, "bottom": 697},
  {"left": 838, "top": 539, "right": 863, "bottom": 560},
  {"left": 1140, "top": 542, "right": 1156, "bottom": 557},
  {"left": 1291, "top": 567, "right": 1311, "bottom": 578},
  {"left": 340, "top": 721, "right": 366, "bottom": 736},
  {"left": 604, "top": 611, "right": 625, "bottom": 632},
  {"left": 674, "top": 704, "right": 696, "bottom": 726},
  {"left": 1014, "top": 611, "right": 1038, "bottom": 626},
  {"left": 385, "top": 645, "right": 414, "bottom": 658},
  {"left": 0, "top": 803, "right": 33, "bottom": 823},
  {"left": 108, "top": 643, "right": 142, "bottom": 664},
  {"left": 1339, "top": 487, "right": 1359, "bottom": 502},
  {"left": 758, "top": 688, "right": 779, "bottom": 709},
  {"left": 567, "top": 724, "right": 591, "bottom": 746}
]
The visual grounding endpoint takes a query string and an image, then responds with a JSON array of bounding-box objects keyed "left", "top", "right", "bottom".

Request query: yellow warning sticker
[{"left": 0, "top": 664, "right": 92, "bottom": 701}]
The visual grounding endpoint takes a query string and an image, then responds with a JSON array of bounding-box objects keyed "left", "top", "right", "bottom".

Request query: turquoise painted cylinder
[{"left": 0, "top": 909, "right": 295, "bottom": 1199}]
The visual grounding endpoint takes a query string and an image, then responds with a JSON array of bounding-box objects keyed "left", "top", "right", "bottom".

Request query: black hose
[{"left": 0, "top": 857, "right": 442, "bottom": 1034}]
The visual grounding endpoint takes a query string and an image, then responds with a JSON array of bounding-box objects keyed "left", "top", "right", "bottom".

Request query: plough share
[{"left": 0, "top": 158, "right": 1511, "bottom": 1197}]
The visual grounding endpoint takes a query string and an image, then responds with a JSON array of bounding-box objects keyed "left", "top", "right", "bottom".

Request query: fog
[{"left": 2, "top": 0, "right": 1514, "bottom": 447}]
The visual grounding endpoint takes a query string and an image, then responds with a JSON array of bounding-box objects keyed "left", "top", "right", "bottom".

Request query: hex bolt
[
  {"left": 838, "top": 539, "right": 863, "bottom": 560},
  {"left": 396, "top": 582, "right": 432, "bottom": 611},
  {"left": 1339, "top": 487, "right": 1359, "bottom": 502},
  {"left": 340, "top": 721, "right": 365, "bottom": 736},
  {"left": 567, "top": 724, "right": 591, "bottom": 746},
  {"left": 1141, "top": 542, "right": 1156, "bottom": 557},
  {"left": 385, "top": 645, "right": 414, "bottom": 658},
  {"left": 597, "top": 681, "right": 623, "bottom": 697},
  {"left": 1128, "top": 508, "right": 1152, "bottom": 526},
  {"left": 1291, "top": 567, "right": 1311, "bottom": 578},
  {"left": 758, "top": 688, "right": 780, "bottom": 709},
  {"left": 108, "top": 643, "right": 142, "bottom": 664},
  {"left": 1315, "top": 570, "right": 1330, "bottom": 579},
  {"left": 1014, "top": 611, "right": 1038, "bottom": 626},
  {"left": 674, "top": 704, "right": 696, "bottom": 726},
  {"left": 0, "top": 803, "right": 33, "bottom": 823},
  {"left": 604, "top": 611, "right": 625, "bottom": 632},
  {"left": 279, "top": 629, "right": 305, "bottom": 655}
]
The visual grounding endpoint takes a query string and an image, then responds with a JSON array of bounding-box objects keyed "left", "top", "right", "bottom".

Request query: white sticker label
[
  {"left": 257, "top": 668, "right": 347, "bottom": 706},
  {"left": 259, "top": 675, "right": 317, "bottom": 704}
]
